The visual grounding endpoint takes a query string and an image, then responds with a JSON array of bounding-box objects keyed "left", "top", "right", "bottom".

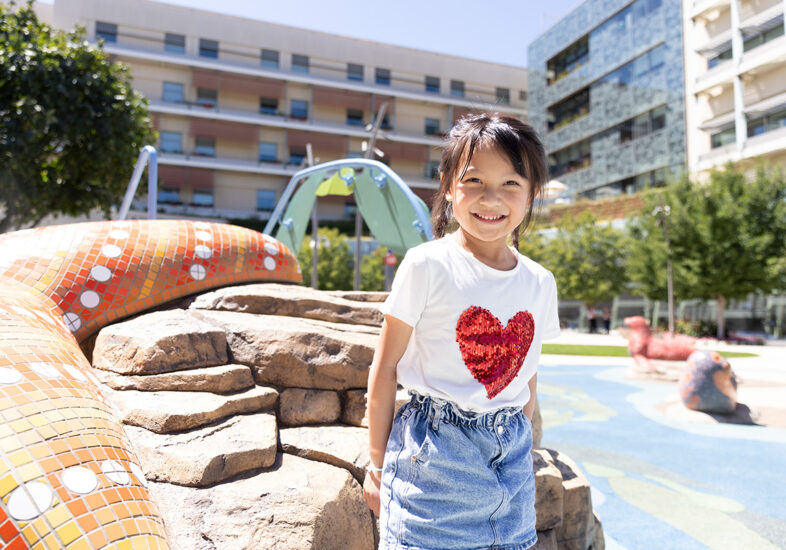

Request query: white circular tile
[
  {"left": 129, "top": 463, "right": 148, "bottom": 488},
  {"left": 195, "top": 230, "right": 213, "bottom": 241},
  {"left": 62, "top": 466, "right": 98, "bottom": 494},
  {"left": 296, "top": 263, "right": 302, "bottom": 273},
  {"left": 263, "top": 257, "right": 277, "bottom": 271},
  {"left": 0, "top": 366, "right": 23, "bottom": 385},
  {"left": 189, "top": 264, "right": 207, "bottom": 281},
  {"left": 194, "top": 222, "right": 211, "bottom": 230},
  {"left": 90, "top": 266, "right": 112, "bottom": 282},
  {"left": 112, "top": 221, "right": 131, "bottom": 227},
  {"left": 79, "top": 290, "right": 100, "bottom": 309},
  {"left": 62, "top": 312, "right": 81, "bottom": 332},
  {"left": 108, "top": 229, "right": 129, "bottom": 240},
  {"left": 264, "top": 242, "right": 279, "bottom": 256},
  {"left": 101, "top": 244, "right": 122, "bottom": 258},
  {"left": 7, "top": 482, "right": 54, "bottom": 521},
  {"left": 62, "top": 363, "right": 87, "bottom": 382},
  {"left": 194, "top": 245, "right": 212, "bottom": 260},
  {"left": 29, "top": 362, "right": 61, "bottom": 379},
  {"left": 101, "top": 460, "right": 130, "bottom": 485}
]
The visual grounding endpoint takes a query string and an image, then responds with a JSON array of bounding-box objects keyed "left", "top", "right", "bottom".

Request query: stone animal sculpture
[
  {"left": 679, "top": 350, "right": 738, "bottom": 413},
  {"left": 624, "top": 315, "right": 697, "bottom": 372},
  {"left": 0, "top": 220, "right": 299, "bottom": 549}
]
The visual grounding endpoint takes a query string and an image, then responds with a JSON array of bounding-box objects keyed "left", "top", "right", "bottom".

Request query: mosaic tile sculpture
[
  {"left": 679, "top": 350, "right": 738, "bottom": 413},
  {"left": 623, "top": 315, "right": 696, "bottom": 372},
  {"left": 0, "top": 220, "right": 300, "bottom": 549}
]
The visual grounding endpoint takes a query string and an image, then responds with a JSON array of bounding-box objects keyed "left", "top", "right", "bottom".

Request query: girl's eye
[
  {"left": 505, "top": 180, "right": 520, "bottom": 186},
  {"left": 463, "top": 177, "right": 481, "bottom": 183}
]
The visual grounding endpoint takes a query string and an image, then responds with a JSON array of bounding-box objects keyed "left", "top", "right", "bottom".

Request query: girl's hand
[{"left": 363, "top": 470, "right": 382, "bottom": 515}]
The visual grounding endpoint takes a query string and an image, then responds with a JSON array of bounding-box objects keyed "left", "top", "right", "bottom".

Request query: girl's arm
[
  {"left": 367, "top": 314, "right": 413, "bottom": 470},
  {"left": 522, "top": 373, "right": 538, "bottom": 421}
]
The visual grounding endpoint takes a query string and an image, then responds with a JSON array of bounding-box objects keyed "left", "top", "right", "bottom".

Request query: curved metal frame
[{"left": 117, "top": 145, "right": 158, "bottom": 220}]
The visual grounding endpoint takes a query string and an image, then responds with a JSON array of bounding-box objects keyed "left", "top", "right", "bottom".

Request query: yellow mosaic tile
[
  {"left": 44, "top": 505, "right": 70, "bottom": 528},
  {"left": 0, "top": 473, "right": 19, "bottom": 496},
  {"left": 55, "top": 520, "right": 82, "bottom": 545}
]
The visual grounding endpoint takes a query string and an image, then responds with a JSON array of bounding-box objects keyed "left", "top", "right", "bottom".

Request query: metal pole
[
  {"left": 306, "top": 144, "right": 318, "bottom": 289},
  {"left": 355, "top": 103, "right": 389, "bottom": 290},
  {"left": 654, "top": 200, "right": 675, "bottom": 335}
]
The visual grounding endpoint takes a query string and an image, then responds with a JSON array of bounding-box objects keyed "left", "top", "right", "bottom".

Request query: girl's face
[{"left": 447, "top": 143, "right": 531, "bottom": 253}]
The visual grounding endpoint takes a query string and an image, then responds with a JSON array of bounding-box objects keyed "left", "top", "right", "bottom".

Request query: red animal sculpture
[{"left": 624, "top": 316, "right": 697, "bottom": 372}]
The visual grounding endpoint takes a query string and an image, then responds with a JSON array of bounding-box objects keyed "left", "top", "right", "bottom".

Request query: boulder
[
  {"left": 126, "top": 412, "right": 277, "bottom": 487},
  {"left": 110, "top": 385, "right": 278, "bottom": 433},
  {"left": 533, "top": 449, "right": 564, "bottom": 531},
  {"left": 92, "top": 309, "right": 227, "bottom": 375},
  {"left": 279, "top": 389, "right": 341, "bottom": 426},
  {"left": 532, "top": 397, "right": 543, "bottom": 448},
  {"left": 327, "top": 290, "right": 388, "bottom": 303},
  {"left": 93, "top": 364, "right": 254, "bottom": 393},
  {"left": 193, "top": 310, "right": 378, "bottom": 390},
  {"left": 340, "top": 388, "right": 411, "bottom": 427},
  {"left": 147, "top": 453, "right": 375, "bottom": 550},
  {"left": 279, "top": 425, "right": 369, "bottom": 483},
  {"left": 548, "top": 449, "right": 595, "bottom": 550},
  {"left": 532, "top": 529, "right": 558, "bottom": 550},
  {"left": 190, "top": 283, "right": 384, "bottom": 326}
]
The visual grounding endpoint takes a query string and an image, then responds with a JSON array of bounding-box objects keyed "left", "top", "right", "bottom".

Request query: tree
[
  {"left": 0, "top": 2, "right": 153, "bottom": 232},
  {"left": 626, "top": 164, "right": 786, "bottom": 339},
  {"left": 297, "top": 227, "right": 353, "bottom": 291},
  {"left": 546, "top": 211, "right": 628, "bottom": 306},
  {"left": 517, "top": 228, "right": 549, "bottom": 267}
]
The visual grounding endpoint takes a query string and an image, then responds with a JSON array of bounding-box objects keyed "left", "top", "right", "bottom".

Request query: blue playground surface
[{"left": 538, "top": 361, "right": 786, "bottom": 550}]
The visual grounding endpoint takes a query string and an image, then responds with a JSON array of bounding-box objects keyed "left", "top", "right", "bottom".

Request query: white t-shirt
[{"left": 380, "top": 234, "right": 560, "bottom": 413}]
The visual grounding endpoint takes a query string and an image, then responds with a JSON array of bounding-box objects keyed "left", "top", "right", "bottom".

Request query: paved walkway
[{"left": 539, "top": 331, "right": 786, "bottom": 549}]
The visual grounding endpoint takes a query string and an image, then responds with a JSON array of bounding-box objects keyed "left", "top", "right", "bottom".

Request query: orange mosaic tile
[{"left": 0, "top": 220, "right": 302, "bottom": 548}]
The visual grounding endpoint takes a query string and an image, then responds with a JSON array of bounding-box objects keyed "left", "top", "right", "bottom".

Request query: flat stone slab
[
  {"left": 93, "top": 364, "right": 254, "bottom": 393},
  {"left": 341, "top": 388, "right": 411, "bottom": 427},
  {"left": 109, "top": 385, "right": 278, "bottom": 433},
  {"left": 92, "top": 309, "right": 228, "bottom": 375},
  {"left": 147, "top": 453, "right": 375, "bottom": 550},
  {"left": 279, "top": 425, "right": 370, "bottom": 484},
  {"left": 327, "top": 290, "right": 388, "bottom": 303},
  {"left": 190, "top": 283, "right": 384, "bottom": 326},
  {"left": 126, "top": 412, "right": 277, "bottom": 487},
  {"left": 193, "top": 310, "right": 378, "bottom": 390},
  {"left": 279, "top": 388, "right": 341, "bottom": 426}
]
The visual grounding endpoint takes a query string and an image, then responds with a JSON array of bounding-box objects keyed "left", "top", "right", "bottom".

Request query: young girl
[{"left": 363, "top": 113, "right": 560, "bottom": 550}]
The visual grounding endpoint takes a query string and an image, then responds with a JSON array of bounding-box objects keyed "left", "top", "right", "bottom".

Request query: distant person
[
  {"left": 588, "top": 305, "right": 597, "bottom": 333},
  {"left": 363, "top": 114, "right": 559, "bottom": 549},
  {"left": 602, "top": 306, "right": 611, "bottom": 334}
]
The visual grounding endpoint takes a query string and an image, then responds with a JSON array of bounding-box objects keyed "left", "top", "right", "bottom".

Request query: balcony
[
  {"left": 148, "top": 100, "right": 442, "bottom": 147},
  {"left": 744, "top": 124, "right": 786, "bottom": 159},
  {"left": 159, "top": 151, "right": 300, "bottom": 176},
  {"left": 101, "top": 41, "right": 523, "bottom": 115},
  {"left": 740, "top": 33, "right": 786, "bottom": 75},
  {"left": 695, "top": 59, "right": 735, "bottom": 94},
  {"left": 740, "top": 5, "right": 784, "bottom": 35},
  {"left": 698, "top": 110, "right": 735, "bottom": 131},
  {"left": 691, "top": 0, "right": 730, "bottom": 19},
  {"left": 697, "top": 142, "right": 738, "bottom": 170}
]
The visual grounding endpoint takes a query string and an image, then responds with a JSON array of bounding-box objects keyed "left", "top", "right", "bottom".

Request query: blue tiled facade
[{"left": 527, "top": 0, "right": 686, "bottom": 197}]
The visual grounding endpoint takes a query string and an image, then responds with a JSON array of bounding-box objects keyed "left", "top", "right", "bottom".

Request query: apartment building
[
  {"left": 46, "top": 0, "right": 527, "bottom": 221},
  {"left": 527, "top": 0, "right": 687, "bottom": 200},
  {"left": 683, "top": 0, "right": 786, "bottom": 175}
]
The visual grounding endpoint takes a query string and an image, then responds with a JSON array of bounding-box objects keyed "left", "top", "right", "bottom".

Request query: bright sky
[{"left": 40, "top": 0, "right": 586, "bottom": 67}]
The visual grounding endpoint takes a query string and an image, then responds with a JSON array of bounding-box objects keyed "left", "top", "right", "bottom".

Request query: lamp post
[{"left": 652, "top": 201, "right": 674, "bottom": 335}]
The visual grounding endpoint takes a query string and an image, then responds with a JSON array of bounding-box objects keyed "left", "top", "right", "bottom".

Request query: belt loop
[{"left": 431, "top": 402, "right": 442, "bottom": 432}]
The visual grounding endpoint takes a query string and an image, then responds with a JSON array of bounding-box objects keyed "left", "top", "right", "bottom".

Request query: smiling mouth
[{"left": 473, "top": 213, "right": 506, "bottom": 222}]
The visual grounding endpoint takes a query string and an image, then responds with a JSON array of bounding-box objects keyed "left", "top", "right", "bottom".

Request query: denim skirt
[{"left": 378, "top": 390, "right": 537, "bottom": 550}]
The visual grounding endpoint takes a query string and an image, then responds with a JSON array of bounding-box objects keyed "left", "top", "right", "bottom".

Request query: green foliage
[
  {"left": 297, "top": 227, "right": 353, "bottom": 290},
  {"left": 517, "top": 229, "right": 549, "bottom": 266},
  {"left": 360, "top": 246, "right": 387, "bottom": 292},
  {"left": 544, "top": 211, "right": 628, "bottom": 304},
  {"left": 0, "top": 2, "right": 154, "bottom": 231}
]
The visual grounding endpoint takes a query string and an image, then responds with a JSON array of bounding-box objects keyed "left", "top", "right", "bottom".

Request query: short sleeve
[
  {"left": 380, "top": 247, "right": 429, "bottom": 327},
  {"left": 542, "top": 272, "right": 561, "bottom": 340}
]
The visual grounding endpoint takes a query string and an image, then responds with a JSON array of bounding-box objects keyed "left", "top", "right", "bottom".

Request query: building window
[
  {"left": 289, "top": 147, "right": 307, "bottom": 165},
  {"left": 258, "top": 142, "right": 278, "bottom": 162},
  {"left": 601, "top": 44, "right": 666, "bottom": 87},
  {"left": 159, "top": 131, "right": 182, "bottom": 153},
  {"left": 96, "top": 21, "right": 117, "bottom": 43},
  {"left": 290, "top": 100, "right": 308, "bottom": 120},
  {"left": 450, "top": 80, "right": 465, "bottom": 98},
  {"left": 194, "top": 137, "right": 215, "bottom": 157},
  {"left": 259, "top": 97, "right": 278, "bottom": 115},
  {"left": 424, "top": 118, "right": 441, "bottom": 136},
  {"left": 708, "top": 47, "right": 732, "bottom": 69},
  {"left": 380, "top": 113, "right": 392, "bottom": 130},
  {"left": 747, "top": 107, "right": 786, "bottom": 137},
  {"left": 425, "top": 160, "right": 440, "bottom": 179},
  {"left": 496, "top": 87, "right": 510, "bottom": 105},
  {"left": 192, "top": 189, "right": 214, "bottom": 206},
  {"left": 519, "top": 90, "right": 528, "bottom": 102},
  {"left": 710, "top": 126, "right": 736, "bottom": 148},
  {"left": 292, "top": 54, "right": 309, "bottom": 73},
  {"left": 347, "top": 109, "right": 364, "bottom": 126},
  {"left": 375, "top": 68, "right": 391, "bottom": 85},
  {"left": 548, "top": 138, "right": 591, "bottom": 178},
  {"left": 547, "top": 87, "right": 589, "bottom": 131},
  {"left": 261, "top": 49, "right": 279, "bottom": 69},
  {"left": 257, "top": 189, "right": 277, "bottom": 211},
  {"left": 617, "top": 105, "right": 666, "bottom": 143},
  {"left": 196, "top": 88, "right": 217, "bottom": 108},
  {"left": 743, "top": 22, "right": 784, "bottom": 52},
  {"left": 347, "top": 63, "right": 364, "bottom": 81},
  {"left": 162, "top": 82, "right": 184, "bottom": 103},
  {"left": 345, "top": 203, "right": 358, "bottom": 218},
  {"left": 425, "top": 76, "right": 440, "bottom": 93},
  {"left": 158, "top": 187, "right": 180, "bottom": 204},
  {"left": 199, "top": 38, "right": 218, "bottom": 58},
  {"left": 164, "top": 33, "right": 185, "bottom": 53},
  {"left": 546, "top": 35, "right": 588, "bottom": 85}
]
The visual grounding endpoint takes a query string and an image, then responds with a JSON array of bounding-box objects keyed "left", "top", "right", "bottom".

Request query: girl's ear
[{"left": 445, "top": 192, "right": 452, "bottom": 202}]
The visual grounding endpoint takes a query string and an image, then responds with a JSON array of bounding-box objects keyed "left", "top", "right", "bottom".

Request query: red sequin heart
[{"left": 456, "top": 306, "right": 535, "bottom": 399}]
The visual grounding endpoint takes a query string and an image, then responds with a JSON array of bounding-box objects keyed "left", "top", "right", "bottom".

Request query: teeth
[{"left": 475, "top": 214, "right": 503, "bottom": 221}]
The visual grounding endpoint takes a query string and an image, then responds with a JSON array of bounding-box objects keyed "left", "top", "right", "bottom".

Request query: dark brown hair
[{"left": 432, "top": 113, "right": 548, "bottom": 249}]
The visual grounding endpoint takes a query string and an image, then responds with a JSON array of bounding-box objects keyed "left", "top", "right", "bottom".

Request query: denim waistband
[{"left": 407, "top": 390, "right": 522, "bottom": 430}]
